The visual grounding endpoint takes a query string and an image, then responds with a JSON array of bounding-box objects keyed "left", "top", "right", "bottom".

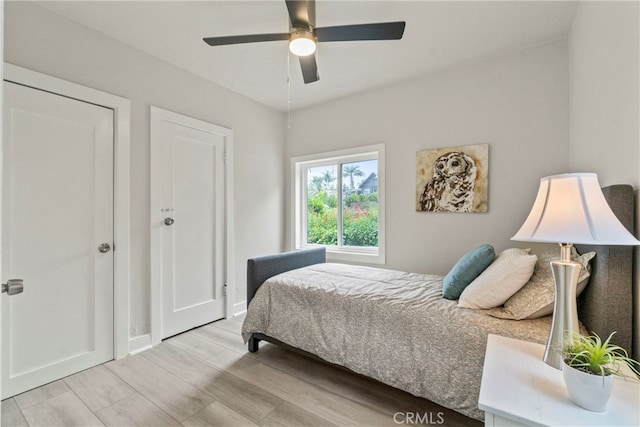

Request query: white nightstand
[{"left": 479, "top": 334, "right": 640, "bottom": 427}]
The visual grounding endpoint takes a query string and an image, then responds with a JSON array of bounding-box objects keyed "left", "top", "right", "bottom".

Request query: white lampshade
[{"left": 512, "top": 173, "right": 640, "bottom": 245}]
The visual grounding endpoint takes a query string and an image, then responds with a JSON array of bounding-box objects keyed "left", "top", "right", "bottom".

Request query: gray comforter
[{"left": 242, "top": 262, "right": 552, "bottom": 421}]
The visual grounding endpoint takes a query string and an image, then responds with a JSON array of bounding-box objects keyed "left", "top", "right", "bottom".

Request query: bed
[{"left": 241, "top": 185, "right": 635, "bottom": 421}]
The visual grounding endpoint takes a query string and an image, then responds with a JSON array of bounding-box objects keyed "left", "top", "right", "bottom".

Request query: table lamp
[{"left": 511, "top": 173, "right": 640, "bottom": 369}]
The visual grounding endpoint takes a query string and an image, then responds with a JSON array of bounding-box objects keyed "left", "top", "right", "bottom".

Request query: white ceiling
[{"left": 36, "top": 1, "right": 579, "bottom": 112}]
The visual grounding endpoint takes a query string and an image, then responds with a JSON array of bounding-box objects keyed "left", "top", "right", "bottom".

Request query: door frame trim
[
  {"left": 149, "top": 106, "right": 234, "bottom": 345},
  {"left": 4, "top": 63, "right": 132, "bottom": 359}
]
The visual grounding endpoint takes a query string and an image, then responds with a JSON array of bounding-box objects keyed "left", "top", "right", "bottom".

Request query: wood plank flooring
[{"left": 1, "top": 316, "right": 481, "bottom": 427}]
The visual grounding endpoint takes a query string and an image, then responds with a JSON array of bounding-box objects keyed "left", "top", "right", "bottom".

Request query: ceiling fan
[{"left": 203, "top": 0, "right": 406, "bottom": 84}]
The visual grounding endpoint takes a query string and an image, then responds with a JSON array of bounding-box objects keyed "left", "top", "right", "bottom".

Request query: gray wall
[
  {"left": 568, "top": 1, "right": 640, "bottom": 358},
  {"left": 285, "top": 41, "right": 570, "bottom": 275},
  {"left": 4, "top": 1, "right": 285, "bottom": 339},
  {"left": 569, "top": 1, "right": 639, "bottom": 186}
]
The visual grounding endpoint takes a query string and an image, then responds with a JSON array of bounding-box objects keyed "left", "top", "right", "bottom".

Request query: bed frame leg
[{"left": 248, "top": 336, "right": 260, "bottom": 353}]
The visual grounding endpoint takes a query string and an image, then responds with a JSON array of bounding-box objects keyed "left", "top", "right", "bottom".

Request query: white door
[
  {"left": 151, "top": 108, "right": 226, "bottom": 339},
  {"left": 1, "top": 82, "right": 114, "bottom": 398}
]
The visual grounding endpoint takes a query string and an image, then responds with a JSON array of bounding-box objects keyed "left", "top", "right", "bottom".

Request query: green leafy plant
[
  {"left": 343, "top": 206, "right": 378, "bottom": 247},
  {"left": 306, "top": 191, "right": 379, "bottom": 247},
  {"left": 562, "top": 331, "right": 640, "bottom": 380}
]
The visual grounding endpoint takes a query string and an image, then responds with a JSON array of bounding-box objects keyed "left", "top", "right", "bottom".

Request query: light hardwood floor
[{"left": 1, "top": 316, "right": 481, "bottom": 427}]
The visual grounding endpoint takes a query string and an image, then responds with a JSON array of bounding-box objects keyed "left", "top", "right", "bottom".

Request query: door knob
[
  {"left": 98, "top": 243, "right": 112, "bottom": 253},
  {"left": 2, "top": 279, "right": 24, "bottom": 296},
  {"left": 164, "top": 217, "right": 175, "bottom": 226}
]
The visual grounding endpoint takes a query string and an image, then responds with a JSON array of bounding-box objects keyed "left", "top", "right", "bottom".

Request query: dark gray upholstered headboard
[
  {"left": 576, "top": 184, "right": 635, "bottom": 357},
  {"left": 246, "top": 247, "right": 326, "bottom": 304}
]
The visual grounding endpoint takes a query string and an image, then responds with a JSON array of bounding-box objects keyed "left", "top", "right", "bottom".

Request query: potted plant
[{"left": 562, "top": 331, "right": 640, "bottom": 412}]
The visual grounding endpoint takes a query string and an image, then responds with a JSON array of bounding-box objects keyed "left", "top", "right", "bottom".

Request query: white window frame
[{"left": 292, "top": 144, "right": 385, "bottom": 264}]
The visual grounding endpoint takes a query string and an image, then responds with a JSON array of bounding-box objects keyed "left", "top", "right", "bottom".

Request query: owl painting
[{"left": 416, "top": 144, "right": 488, "bottom": 213}]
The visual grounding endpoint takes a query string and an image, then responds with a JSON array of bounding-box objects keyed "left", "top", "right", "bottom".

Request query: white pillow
[{"left": 458, "top": 248, "right": 537, "bottom": 309}]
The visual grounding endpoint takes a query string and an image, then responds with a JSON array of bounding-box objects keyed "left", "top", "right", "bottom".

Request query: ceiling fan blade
[
  {"left": 203, "top": 33, "right": 289, "bottom": 47},
  {"left": 299, "top": 54, "right": 319, "bottom": 84},
  {"left": 316, "top": 21, "right": 406, "bottom": 42},
  {"left": 286, "top": 0, "right": 315, "bottom": 29}
]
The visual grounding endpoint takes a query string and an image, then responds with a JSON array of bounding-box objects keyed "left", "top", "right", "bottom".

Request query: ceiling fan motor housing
[{"left": 289, "top": 28, "right": 317, "bottom": 56}]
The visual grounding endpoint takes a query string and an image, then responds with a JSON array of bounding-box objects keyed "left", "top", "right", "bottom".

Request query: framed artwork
[{"left": 416, "top": 143, "right": 488, "bottom": 212}]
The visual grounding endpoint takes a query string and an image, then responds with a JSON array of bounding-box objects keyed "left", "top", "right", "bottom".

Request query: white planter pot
[{"left": 562, "top": 361, "right": 614, "bottom": 412}]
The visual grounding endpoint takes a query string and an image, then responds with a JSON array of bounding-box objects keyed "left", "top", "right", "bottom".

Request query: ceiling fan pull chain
[{"left": 287, "top": 49, "right": 291, "bottom": 129}]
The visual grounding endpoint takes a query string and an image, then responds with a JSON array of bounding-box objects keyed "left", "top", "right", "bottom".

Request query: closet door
[
  {"left": 151, "top": 107, "right": 227, "bottom": 339},
  {"left": 1, "top": 81, "right": 114, "bottom": 398}
]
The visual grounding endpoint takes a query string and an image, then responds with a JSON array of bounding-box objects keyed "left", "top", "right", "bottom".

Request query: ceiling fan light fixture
[{"left": 289, "top": 29, "right": 316, "bottom": 56}]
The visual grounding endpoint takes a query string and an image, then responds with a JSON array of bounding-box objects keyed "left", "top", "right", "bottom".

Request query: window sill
[{"left": 325, "top": 248, "right": 385, "bottom": 265}]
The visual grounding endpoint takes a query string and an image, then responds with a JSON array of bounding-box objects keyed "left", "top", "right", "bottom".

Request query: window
[{"left": 292, "top": 144, "right": 385, "bottom": 264}]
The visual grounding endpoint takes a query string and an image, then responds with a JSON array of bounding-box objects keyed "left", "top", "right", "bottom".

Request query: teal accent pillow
[{"left": 443, "top": 244, "right": 496, "bottom": 300}]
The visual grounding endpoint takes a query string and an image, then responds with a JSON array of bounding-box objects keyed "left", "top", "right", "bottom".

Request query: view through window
[
  {"left": 306, "top": 160, "right": 378, "bottom": 247},
  {"left": 293, "top": 145, "right": 385, "bottom": 263}
]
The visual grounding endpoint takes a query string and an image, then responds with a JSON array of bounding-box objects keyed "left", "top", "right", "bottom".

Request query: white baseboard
[
  {"left": 233, "top": 300, "right": 247, "bottom": 317},
  {"left": 127, "top": 305, "right": 245, "bottom": 356},
  {"left": 128, "top": 334, "right": 152, "bottom": 355}
]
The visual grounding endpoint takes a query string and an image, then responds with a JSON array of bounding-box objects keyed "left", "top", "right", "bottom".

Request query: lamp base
[{"left": 544, "top": 257, "right": 581, "bottom": 369}]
